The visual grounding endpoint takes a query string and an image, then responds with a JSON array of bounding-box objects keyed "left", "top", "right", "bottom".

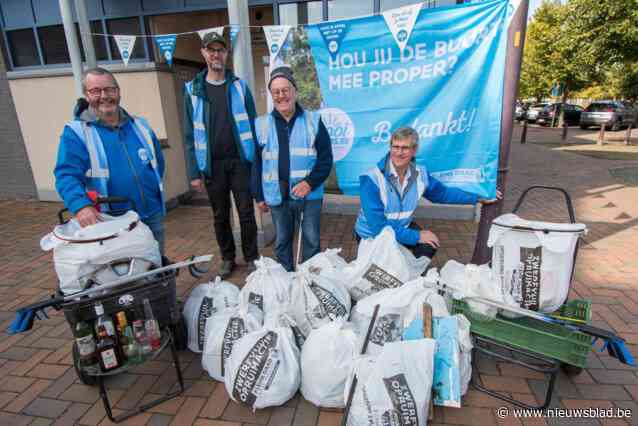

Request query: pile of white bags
[
  {"left": 201, "top": 305, "right": 263, "bottom": 381},
  {"left": 487, "top": 213, "right": 586, "bottom": 313},
  {"left": 299, "top": 248, "right": 349, "bottom": 284},
  {"left": 343, "top": 227, "right": 429, "bottom": 301},
  {"left": 239, "top": 257, "right": 292, "bottom": 324},
  {"left": 184, "top": 277, "right": 240, "bottom": 353},
  {"left": 224, "top": 325, "right": 300, "bottom": 410},
  {"left": 40, "top": 211, "right": 161, "bottom": 295},
  {"left": 288, "top": 269, "right": 351, "bottom": 340},
  {"left": 300, "top": 320, "right": 358, "bottom": 408},
  {"left": 345, "top": 339, "right": 436, "bottom": 426}
]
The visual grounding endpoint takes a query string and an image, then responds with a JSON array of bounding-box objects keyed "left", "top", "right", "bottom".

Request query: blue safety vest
[
  {"left": 255, "top": 110, "right": 322, "bottom": 206},
  {"left": 185, "top": 79, "right": 255, "bottom": 171},
  {"left": 65, "top": 117, "right": 166, "bottom": 215},
  {"left": 355, "top": 162, "right": 428, "bottom": 239}
]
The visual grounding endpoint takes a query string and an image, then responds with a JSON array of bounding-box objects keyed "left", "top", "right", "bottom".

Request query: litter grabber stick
[
  {"left": 428, "top": 281, "right": 635, "bottom": 366},
  {"left": 7, "top": 254, "right": 213, "bottom": 335},
  {"left": 342, "top": 304, "right": 380, "bottom": 426},
  {"left": 295, "top": 210, "right": 304, "bottom": 269},
  {"left": 461, "top": 295, "right": 635, "bottom": 367}
]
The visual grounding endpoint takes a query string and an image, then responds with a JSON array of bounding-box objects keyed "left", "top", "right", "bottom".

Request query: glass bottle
[
  {"left": 96, "top": 324, "right": 122, "bottom": 372},
  {"left": 142, "top": 298, "right": 161, "bottom": 350},
  {"left": 115, "top": 311, "right": 139, "bottom": 363},
  {"left": 73, "top": 320, "right": 98, "bottom": 369},
  {"left": 94, "top": 302, "right": 116, "bottom": 338},
  {"left": 132, "top": 307, "right": 152, "bottom": 357}
]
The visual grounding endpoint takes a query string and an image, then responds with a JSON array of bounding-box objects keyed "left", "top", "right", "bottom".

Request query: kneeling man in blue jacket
[
  {"left": 54, "top": 68, "right": 166, "bottom": 254},
  {"left": 354, "top": 126, "right": 501, "bottom": 259}
]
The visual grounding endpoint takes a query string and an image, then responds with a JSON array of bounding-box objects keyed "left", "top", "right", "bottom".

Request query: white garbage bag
[
  {"left": 40, "top": 211, "right": 161, "bottom": 295},
  {"left": 440, "top": 260, "right": 515, "bottom": 317},
  {"left": 224, "top": 326, "right": 300, "bottom": 410},
  {"left": 184, "top": 277, "right": 240, "bottom": 353},
  {"left": 350, "top": 278, "right": 448, "bottom": 355},
  {"left": 239, "top": 257, "right": 292, "bottom": 324},
  {"left": 288, "top": 270, "right": 351, "bottom": 341},
  {"left": 300, "top": 320, "right": 358, "bottom": 408},
  {"left": 343, "top": 227, "right": 428, "bottom": 301},
  {"left": 201, "top": 305, "right": 263, "bottom": 381},
  {"left": 299, "top": 248, "right": 349, "bottom": 284},
  {"left": 345, "top": 339, "right": 436, "bottom": 426},
  {"left": 488, "top": 213, "right": 586, "bottom": 313},
  {"left": 456, "top": 314, "right": 473, "bottom": 397}
]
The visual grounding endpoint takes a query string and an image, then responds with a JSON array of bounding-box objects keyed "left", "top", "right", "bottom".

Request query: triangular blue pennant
[{"left": 317, "top": 22, "right": 348, "bottom": 60}]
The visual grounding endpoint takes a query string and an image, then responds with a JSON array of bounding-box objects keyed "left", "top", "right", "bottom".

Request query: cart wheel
[
  {"left": 561, "top": 363, "right": 583, "bottom": 377},
  {"left": 72, "top": 343, "right": 97, "bottom": 386}
]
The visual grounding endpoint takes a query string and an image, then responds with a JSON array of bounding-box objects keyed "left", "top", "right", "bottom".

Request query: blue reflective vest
[
  {"left": 355, "top": 160, "right": 427, "bottom": 241},
  {"left": 185, "top": 78, "right": 255, "bottom": 171},
  {"left": 255, "top": 110, "right": 322, "bottom": 206},
  {"left": 65, "top": 116, "right": 166, "bottom": 215}
]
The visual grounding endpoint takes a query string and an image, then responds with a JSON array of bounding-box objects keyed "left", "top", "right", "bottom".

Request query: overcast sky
[{"left": 528, "top": 0, "right": 543, "bottom": 19}]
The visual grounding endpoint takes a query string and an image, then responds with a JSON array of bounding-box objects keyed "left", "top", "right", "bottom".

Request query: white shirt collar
[{"left": 388, "top": 161, "right": 411, "bottom": 194}]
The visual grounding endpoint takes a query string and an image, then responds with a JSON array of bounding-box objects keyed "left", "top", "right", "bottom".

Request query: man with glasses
[
  {"left": 55, "top": 67, "right": 167, "bottom": 253},
  {"left": 183, "top": 31, "right": 259, "bottom": 278},
  {"left": 252, "top": 66, "right": 333, "bottom": 271},
  {"left": 354, "top": 126, "right": 501, "bottom": 259}
]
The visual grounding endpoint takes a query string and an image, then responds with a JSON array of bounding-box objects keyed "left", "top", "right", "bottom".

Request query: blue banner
[
  {"left": 154, "top": 34, "right": 177, "bottom": 66},
  {"left": 307, "top": 0, "right": 513, "bottom": 198}
]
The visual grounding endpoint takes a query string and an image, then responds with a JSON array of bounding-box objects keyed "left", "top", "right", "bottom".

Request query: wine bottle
[{"left": 73, "top": 320, "right": 98, "bottom": 369}]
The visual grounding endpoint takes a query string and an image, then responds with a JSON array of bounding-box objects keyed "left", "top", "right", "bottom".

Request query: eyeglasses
[
  {"left": 204, "top": 46, "right": 227, "bottom": 55},
  {"left": 86, "top": 86, "right": 119, "bottom": 96},
  {"left": 271, "top": 87, "right": 292, "bottom": 97},
  {"left": 391, "top": 144, "right": 415, "bottom": 152}
]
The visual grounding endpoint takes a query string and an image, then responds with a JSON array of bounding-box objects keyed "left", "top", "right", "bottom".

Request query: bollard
[
  {"left": 598, "top": 125, "right": 605, "bottom": 146},
  {"left": 520, "top": 119, "right": 528, "bottom": 144},
  {"left": 561, "top": 120, "right": 568, "bottom": 142},
  {"left": 625, "top": 123, "right": 634, "bottom": 145}
]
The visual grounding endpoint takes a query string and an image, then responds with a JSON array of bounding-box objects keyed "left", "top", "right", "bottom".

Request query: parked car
[
  {"left": 579, "top": 101, "right": 638, "bottom": 131},
  {"left": 536, "top": 103, "right": 583, "bottom": 127},
  {"left": 526, "top": 103, "right": 549, "bottom": 123},
  {"left": 515, "top": 101, "right": 529, "bottom": 121}
]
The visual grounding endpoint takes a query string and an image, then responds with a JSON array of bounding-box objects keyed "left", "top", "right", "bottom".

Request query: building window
[
  {"left": 38, "top": 25, "right": 71, "bottom": 65},
  {"left": 279, "top": 2, "right": 322, "bottom": 25},
  {"left": 107, "top": 17, "right": 146, "bottom": 60},
  {"left": 77, "top": 21, "right": 110, "bottom": 62},
  {"left": 327, "top": 0, "right": 373, "bottom": 20},
  {"left": 6, "top": 28, "right": 40, "bottom": 67}
]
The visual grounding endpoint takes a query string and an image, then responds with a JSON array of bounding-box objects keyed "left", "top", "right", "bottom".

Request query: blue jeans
[
  {"left": 142, "top": 212, "right": 165, "bottom": 256},
  {"left": 269, "top": 199, "right": 322, "bottom": 272}
]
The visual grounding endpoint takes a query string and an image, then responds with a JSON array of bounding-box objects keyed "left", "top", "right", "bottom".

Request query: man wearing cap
[
  {"left": 183, "top": 31, "right": 259, "bottom": 278},
  {"left": 252, "top": 66, "right": 333, "bottom": 271}
]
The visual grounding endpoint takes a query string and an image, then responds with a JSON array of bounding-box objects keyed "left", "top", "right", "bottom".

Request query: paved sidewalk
[{"left": 0, "top": 126, "right": 637, "bottom": 425}]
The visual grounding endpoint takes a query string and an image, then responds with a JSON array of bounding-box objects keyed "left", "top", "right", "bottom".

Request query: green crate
[{"left": 452, "top": 299, "right": 592, "bottom": 368}]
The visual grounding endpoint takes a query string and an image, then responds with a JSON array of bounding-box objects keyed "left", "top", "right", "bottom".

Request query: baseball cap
[{"left": 201, "top": 32, "right": 227, "bottom": 49}]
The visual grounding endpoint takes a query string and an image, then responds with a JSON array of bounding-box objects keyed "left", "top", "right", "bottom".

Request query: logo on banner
[
  {"left": 382, "top": 3, "right": 422, "bottom": 51},
  {"left": 318, "top": 22, "right": 348, "bottom": 59},
  {"left": 114, "top": 35, "right": 136, "bottom": 66},
  {"left": 320, "top": 107, "right": 355, "bottom": 162},
  {"left": 154, "top": 34, "right": 177, "bottom": 66},
  {"left": 263, "top": 25, "right": 292, "bottom": 59},
  {"left": 197, "top": 26, "right": 224, "bottom": 41}
]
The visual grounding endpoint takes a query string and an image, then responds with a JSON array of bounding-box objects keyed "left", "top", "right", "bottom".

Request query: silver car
[
  {"left": 526, "top": 103, "right": 549, "bottom": 123},
  {"left": 579, "top": 101, "right": 637, "bottom": 131}
]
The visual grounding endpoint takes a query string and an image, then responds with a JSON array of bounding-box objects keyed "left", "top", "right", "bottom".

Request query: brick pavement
[{"left": 0, "top": 125, "right": 637, "bottom": 425}]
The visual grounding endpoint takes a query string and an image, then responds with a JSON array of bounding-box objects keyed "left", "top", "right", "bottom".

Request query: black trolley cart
[{"left": 9, "top": 197, "right": 208, "bottom": 423}]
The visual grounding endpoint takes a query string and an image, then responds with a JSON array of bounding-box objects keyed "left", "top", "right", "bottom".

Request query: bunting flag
[
  {"left": 229, "top": 24, "right": 240, "bottom": 49},
  {"left": 317, "top": 22, "right": 348, "bottom": 60},
  {"left": 114, "top": 35, "right": 136, "bottom": 66},
  {"left": 154, "top": 34, "right": 177, "bottom": 66},
  {"left": 263, "top": 25, "right": 292, "bottom": 60},
  {"left": 197, "top": 26, "right": 224, "bottom": 41},
  {"left": 382, "top": 2, "right": 423, "bottom": 51}
]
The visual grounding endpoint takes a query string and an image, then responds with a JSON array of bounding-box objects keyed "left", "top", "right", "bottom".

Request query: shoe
[
  {"left": 245, "top": 261, "right": 257, "bottom": 275},
  {"left": 218, "top": 260, "right": 235, "bottom": 279}
]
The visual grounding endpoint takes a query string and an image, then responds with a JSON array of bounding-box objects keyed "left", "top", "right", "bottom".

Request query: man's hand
[
  {"left": 76, "top": 206, "right": 100, "bottom": 227},
  {"left": 291, "top": 181, "right": 311, "bottom": 199},
  {"left": 419, "top": 230, "right": 440, "bottom": 248},
  {"left": 190, "top": 179, "right": 204, "bottom": 193},
  {"left": 478, "top": 189, "right": 503, "bottom": 205},
  {"left": 257, "top": 201, "right": 270, "bottom": 213}
]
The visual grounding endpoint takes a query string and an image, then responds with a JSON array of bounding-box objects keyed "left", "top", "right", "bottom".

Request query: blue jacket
[
  {"left": 355, "top": 154, "right": 478, "bottom": 246},
  {"left": 182, "top": 69, "right": 258, "bottom": 180},
  {"left": 54, "top": 100, "right": 165, "bottom": 219}
]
